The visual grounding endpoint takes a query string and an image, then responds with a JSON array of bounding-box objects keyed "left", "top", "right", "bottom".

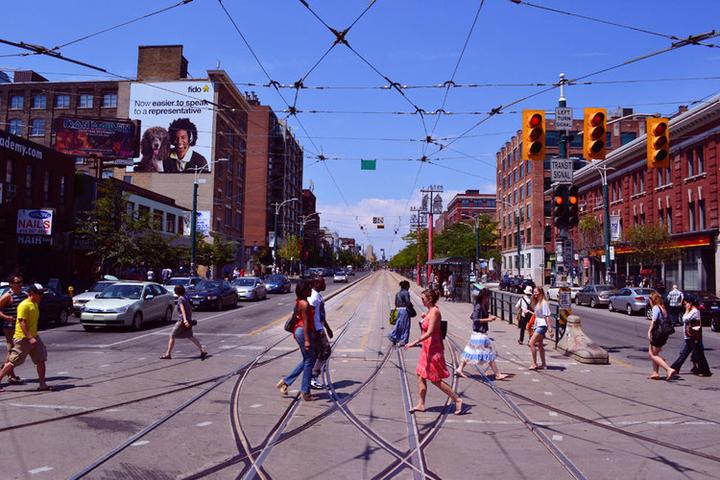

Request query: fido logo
[{"left": 187, "top": 84, "right": 210, "bottom": 93}]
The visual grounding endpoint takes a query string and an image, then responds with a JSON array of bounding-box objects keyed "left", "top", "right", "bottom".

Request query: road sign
[
  {"left": 550, "top": 158, "right": 573, "bottom": 183},
  {"left": 562, "top": 239, "right": 574, "bottom": 266},
  {"left": 559, "top": 290, "right": 572, "bottom": 309},
  {"left": 555, "top": 107, "right": 573, "bottom": 130},
  {"left": 372, "top": 216, "right": 384, "bottom": 224}
]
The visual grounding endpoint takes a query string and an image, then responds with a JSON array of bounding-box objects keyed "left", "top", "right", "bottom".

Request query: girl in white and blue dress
[
  {"left": 455, "top": 288, "right": 508, "bottom": 380},
  {"left": 529, "top": 287, "right": 553, "bottom": 370}
]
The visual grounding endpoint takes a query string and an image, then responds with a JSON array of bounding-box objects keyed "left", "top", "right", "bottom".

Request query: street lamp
[
  {"left": 190, "top": 159, "right": 228, "bottom": 276},
  {"left": 272, "top": 197, "right": 299, "bottom": 271}
]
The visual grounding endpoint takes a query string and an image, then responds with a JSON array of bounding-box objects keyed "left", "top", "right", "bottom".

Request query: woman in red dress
[{"left": 406, "top": 289, "right": 463, "bottom": 415}]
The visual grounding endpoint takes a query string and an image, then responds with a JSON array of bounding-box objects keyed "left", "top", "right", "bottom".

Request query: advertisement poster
[
  {"left": 183, "top": 211, "right": 210, "bottom": 236},
  {"left": 17, "top": 209, "right": 54, "bottom": 235},
  {"left": 53, "top": 117, "right": 140, "bottom": 159},
  {"left": 610, "top": 215, "right": 621, "bottom": 241},
  {"left": 129, "top": 81, "right": 215, "bottom": 173}
]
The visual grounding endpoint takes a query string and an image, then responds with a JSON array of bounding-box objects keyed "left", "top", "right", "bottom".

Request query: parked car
[
  {"left": 1, "top": 283, "right": 74, "bottom": 327},
  {"left": 231, "top": 277, "right": 267, "bottom": 301},
  {"left": 263, "top": 274, "right": 292, "bottom": 294},
  {"left": 682, "top": 291, "right": 720, "bottom": 331},
  {"left": 71, "top": 280, "right": 117, "bottom": 317},
  {"left": 546, "top": 285, "right": 582, "bottom": 302},
  {"left": 333, "top": 271, "right": 348, "bottom": 283},
  {"left": 575, "top": 285, "right": 615, "bottom": 308},
  {"left": 608, "top": 287, "right": 657, "bottom": 315},
  {"left": 165, "top": 276, "right": 203, "bottom": 302},
  {"left": 190, "top": 280, "right": 239, "bottom": 310},
  {"left": 80, "top": 282, "right": 174, "bottom": 331}
]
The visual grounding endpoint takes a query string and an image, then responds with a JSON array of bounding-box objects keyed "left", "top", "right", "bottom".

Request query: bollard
[{"left": 555, "top": 314, "right": 609, "bottom": 364}]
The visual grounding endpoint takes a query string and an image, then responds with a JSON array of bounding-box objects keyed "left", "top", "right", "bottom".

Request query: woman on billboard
[{"left": 163, "top": 118, "right": 209, "bottom": 173}]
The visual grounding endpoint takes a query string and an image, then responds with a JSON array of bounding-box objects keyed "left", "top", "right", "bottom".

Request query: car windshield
[
  {"left": 265, "top": 275, "right": 283, "bottom": 282},
  {"left": 98, "top": 284, "right": 143, "bottom": 300},
  {"left": 89, "top": 281, "right": 115, "bottom": 292},
  {"left": 166, "top": 278, "right": 191, "bottom": 286},
  {"left": 635, "top": 289, "right": 655, "bottom": 295},
  {"left": 233, "top": 279, "right": 256, "bottom": 287},
  {"left": 196, "top": 281, "right": 221, "bottom": 290}
]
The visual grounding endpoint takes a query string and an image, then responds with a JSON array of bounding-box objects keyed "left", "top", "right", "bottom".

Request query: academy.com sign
[{"left": 0, "top": 132, "right": 43, "bottom": 160}]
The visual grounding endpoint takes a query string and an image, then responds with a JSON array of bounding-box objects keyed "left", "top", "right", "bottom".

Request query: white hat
[{"left": 524, "top": 285, "right": 534, "bottom": 295}]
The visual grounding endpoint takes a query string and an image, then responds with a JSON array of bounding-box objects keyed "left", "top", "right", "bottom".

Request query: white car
[
  {"left": 545, "top": 285, "right": 583, "bottom": 303},
  {"left": 333, "top": 271, "right": 348, "bottom": 283},
  {"left": 72, "top": 280, "right": 117, "bottom": 317},
  {"left": 80, "top": 282, "right": 174, "bottom": 331}
]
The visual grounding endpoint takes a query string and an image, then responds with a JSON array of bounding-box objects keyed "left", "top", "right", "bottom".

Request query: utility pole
[
  {"left": 558, "top": 73, "right": 570, "bottom": 280},
  {"left": 410, "top": 208, "right": 427, "bottom": 285}
]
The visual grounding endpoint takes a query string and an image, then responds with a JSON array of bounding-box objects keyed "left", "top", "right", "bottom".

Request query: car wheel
[
  {"left": 626, "top": 304, "right": 633, "bottom": 316},
  {"left": 590, "top": 298, "right": 596, "bottom": 308},
  {"left": 131, "top": 312, "right": 143, "bottom": 331},
  {"left": 608, "top": 302, "right": 614, "bottom": 312},
  {"left": 711, "top": 317, "right": 720, "bottom": 332},
  {"left": 58, "top": 309, "right": 69, "bottom": 325},
  {"left": 216, "top": 299, "right": 223, "bottom": 311},
  {"left": 82, "top": 325, "right": 95, "bottom": 332},
  {"left": 164, "top": 307, "right": 173, "bottom": 324}
]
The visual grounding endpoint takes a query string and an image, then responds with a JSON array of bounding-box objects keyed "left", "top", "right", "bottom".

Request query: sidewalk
[{"left": 400, "top": 273, "right": 720, "bottom": 480}]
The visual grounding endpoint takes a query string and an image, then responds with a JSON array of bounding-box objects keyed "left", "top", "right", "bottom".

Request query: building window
[
  {"left": 126, "top": 201, "right": 135, "bottom": 216},
  {"left": 687, "top": 153, "right": 694, "bottom": 177},
  {"left": 178, "top": 216, "right": 185, "bottom": 235},
  {"left": 5, "top": 159, "right": 13, "bottom": 183},
  {"left": 620, "top": 132, "right": 637, "bottom": 145},
  {"left": 153, "top": 210, "right": 164, "bottom": 230},
  {"left": 526, "top": 181, "right": 531, "bottom": 196},
  {"left": 30, "top": 119, "right": 45, "bottom": 137},
  {"left": 519, "top": 188, "right": 523, "bottom": 201},
  {"left": 519, "top": 163, "right": 524, "bottom": 178},
  {"left": 606, "top": 132, "right": 613, "bottom": 148},
  {"left": 695, "top": 146, "right": 704, "bottom": 174},
  {"left": 55, "top": 94, "right": 70, "bottom": 109},
  {"left": 658, "top": 209, "right": 664, "bottom": 225},
  {"left": 632, "top": 175, "right": 637, "bottom": 195},
  {"left": 59, "top": 175, "right": 65, "bottom": 200},
  {"left": 102, "top": 92, "right": 118, "bottom": 108},
  {"left": 639, "top": 170, "right": 644, "bottom": 192},
  {"left": 8, "top": 119, "right": 22, "bottom": 136},
  {"left": 78, "top": 94, "right": 93, "bottom": 109},
  {"left": 526, "top": 160, "right": 531, "bottom": 174},
  {"left": 138, "top": 204, "right": 150, "bottom": 220},
  {"left": 667, "top": 207, "right": 672, "bottom": 233},
  {"left": 688, "top": 201, "right": 695, "bottom": 231},
  {"left": 526, "top": 252, "right": 531, "bottom": 268},
  {"left": 9, "top": 95, "right": 23, "bottom": 110},
  {"left": 527, "top": 205, "right": 531, "bottom": 220},
  {"left": 698, "top": 199, "right": 705, "bottom": 230},
  {"left": 166, "top": 213, "right": 176, "bottom": 233},
  {"left": 546, "top": 130, "right": 560, "bottom": 147},
  {"left": 43, "top": 171, "right": 50, "bottom": 201},
  {"left": 225, "top": 207, "right": 232, "bottom": 226},
  {"left": 25, "top": 165, "right": 32, "bottom": 191},
  {"left": 32, "top": 95, "right": 47, "bottom": 109}
]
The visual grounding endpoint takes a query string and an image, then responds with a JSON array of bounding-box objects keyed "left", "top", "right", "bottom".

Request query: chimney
[
  {"left": 678, "top": 105, "right": 688, "bottom": 115},
  {"left": 137, "top": 45, "right": 188, "bottom": 81},
  {"left": 13, "top": 70, "right": 48, "bottom": 83}
]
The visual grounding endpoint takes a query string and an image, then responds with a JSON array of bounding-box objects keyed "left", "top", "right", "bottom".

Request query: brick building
[
  {"left": 243, "top": 92, "right": 303, "bottom": 260},
  {"left": 301, "top": 188, "right": 320, "bottom": 263},
  {"left": 574, "top": 98, "right": 720, "bottom": 293},
  {"left": 496, "top": 109, "right": 645, "bottom": 285},
  {"left": 436, "top": 189, "right": 496, "bottom": 233}
]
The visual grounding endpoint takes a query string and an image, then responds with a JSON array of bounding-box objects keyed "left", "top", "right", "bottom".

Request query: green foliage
[
  {"left": 278, "top": 235, "right": 301, "bottom": 261},
  {"left": 625, "top": 222, "right": 679, "bottom": 265},
  {"left": 337, "top": 248, "right": 365, "bottom": 268},
  {"left": 578, "top": 216, "right": 603, "bottom": 254}
]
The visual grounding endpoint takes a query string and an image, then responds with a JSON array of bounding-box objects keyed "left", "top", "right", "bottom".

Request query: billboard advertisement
[
  {"left": 129, "top": 81, "right": 215, "bottom": 173},
  {"left": 17, "top": 209, "right": 54, "bottom": 236},
  {"left": 53, "top": 117, "right": 140, "bottom": 159},
  {"left": 183, "top": 211, "right": 211, "bottom": 237}
]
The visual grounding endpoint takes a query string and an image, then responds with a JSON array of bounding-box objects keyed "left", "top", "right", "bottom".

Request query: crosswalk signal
[
  {"left": 646, "top": 117, "right": 670, "bottom": 169},
  {"left": 567, "top": 185, "right": 579, "bottom": 228},
  {"left": 522, "top": 110, "right": 546, "bottom": 161},
  {"left": 583, "top": 108, "right": 607, "bottom": 160},
  {"left": 553, "top": 184, "right": 568, "bottom": 228}
]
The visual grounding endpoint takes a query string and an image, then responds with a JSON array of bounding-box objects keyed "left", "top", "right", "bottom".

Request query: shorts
[
  {"left": 3, "top": 325, "right": 14, "bottom": 351},
  {"left": 8, "top": 337, "right": 47, "bottom": 367},
  {"left": 171, "top": 321, "right": 194, "bottom": 339},
  {"left": 534, "top": 326, "right": 548, "bottom": 336},
  {"left": 650, "top": 331, "right": 669, "bottom": 348}
]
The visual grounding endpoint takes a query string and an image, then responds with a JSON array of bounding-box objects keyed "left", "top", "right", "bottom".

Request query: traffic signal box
[
  {"left": 522, "top": 110, "right": 546, "bottom": 161},
  {"left": 567, "top": 185, "right": 579, "bottom": 228},
  {"left": 583, "top": 108, "right": 607, "bottom": 160},
  {"left": 553, "top": 184, "right": 568, "bottom": 228},
  {"left": 646, "top": 117, "right": 670, "bottom": 169}
]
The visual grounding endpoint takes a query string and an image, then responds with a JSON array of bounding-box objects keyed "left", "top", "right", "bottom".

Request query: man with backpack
[{"left": 515, "top": 285, "right": 533, "bottom": 345}]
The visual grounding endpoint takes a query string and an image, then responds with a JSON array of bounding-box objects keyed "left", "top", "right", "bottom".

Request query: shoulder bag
[{"left": 284, "top": 306, "right": 298, "bottom": 333}]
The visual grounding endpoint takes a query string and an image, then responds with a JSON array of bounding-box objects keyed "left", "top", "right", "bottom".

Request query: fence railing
[{"left": 489, "top": 289, "right": 565, "bottom": 347}]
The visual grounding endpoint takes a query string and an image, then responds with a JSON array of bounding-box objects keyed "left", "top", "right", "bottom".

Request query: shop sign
[
  {"left": 17, "top": 209, "right": 54, "bottom": 235},
  {"left": 17, "top": 234, "right": 53, "bottom": 246}
]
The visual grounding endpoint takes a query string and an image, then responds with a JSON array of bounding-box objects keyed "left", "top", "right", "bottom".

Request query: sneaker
[
  {"left": 7, "top": 376, "right": 24, "bottom": 385},
  {"left": 310, "top": 378, "right": 325, "bottom": 390}
]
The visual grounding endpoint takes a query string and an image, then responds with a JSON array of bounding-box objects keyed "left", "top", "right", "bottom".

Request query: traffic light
[
  {"left": 553, "top": 184, "right": 568, "bottom": 228},
  {"left": 567, "top": 185, "right": 579, "bottom": 228},
  {"left": 646, "top": 117, "right": 670, "bottom": 169},
  {"left": 583, "top": 108, "right": 607, "bottom": 160},
  {"left": 522, "top": 110, "right": 546, "bottom": 161}
]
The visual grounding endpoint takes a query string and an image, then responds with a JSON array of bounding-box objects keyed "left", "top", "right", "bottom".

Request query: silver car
[
  {"left": 608, "top": 287, "right": 657, "bottom": 316},
  {"left": 80, "top": 282, "right": 174, "bottom": 331},
  {"left": 232, "top": 277, "right": 267, "bottom": 301},
  {"left": 72, "top": 280, "right": 117, "bottom": 317},
  {"left": 575, "top": 284, "right": 615, "bottom": 308}
]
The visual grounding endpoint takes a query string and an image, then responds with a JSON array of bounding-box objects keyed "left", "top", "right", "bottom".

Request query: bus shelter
[{"left": 427, "top": 256, "right": 473, "bottom": 303}]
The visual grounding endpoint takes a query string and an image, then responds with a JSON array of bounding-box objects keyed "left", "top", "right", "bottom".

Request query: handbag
[
  {"left": 284, "top": 306, "right": 298, "bottom": 333},
  {"left": 388, "top": 308, "right": 398, "bottom": 325},
  {"left": 407, "top": 304, "right": 417, "bottom": 318},
  {"left": 188, "top": 319, "right": 198, "bottom": 327}
]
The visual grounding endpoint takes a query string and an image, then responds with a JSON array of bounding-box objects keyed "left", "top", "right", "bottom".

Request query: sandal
[
  {"left": 454, "top": 369, "right": 468, "bottom": 378},
  {"left": 453, "top": 399, "right": 464, "bottom": 415},
  {"left": 495, "top": 373, "right": 509, "bottom": 381},
  {"left": 528, "top": 365, "right": 539, "bottom": 371},
  {"left": 36, "top": 385, "right": 54, "bottom": 392},
  {"left": 160, "top": 354, "right": 172, "bottom": 360},
  {"left": 408, "top": 406, "right": 426, "bottom": 414},
  {"left": 276, "top": 379, "right": 288, "bottom": 395}
]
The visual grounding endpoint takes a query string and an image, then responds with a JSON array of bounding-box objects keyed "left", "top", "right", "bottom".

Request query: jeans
[
  {"left": 388, "top": 309, "right": 411, "bottom": 346},
  {"left": 670, "top": 339, "right": 693, "bottom": 372},
  {"left": 671, "top": 338, "right": 711, "bottom": 374},
  {"left": 284, "top": 326, "right": 315, "bottom": 394},
  {"left": 312, "top": 330, "right": 331, "bottom": 378},
  {"left": 668, "top": 306, "right": 681, "bottom": 326}
]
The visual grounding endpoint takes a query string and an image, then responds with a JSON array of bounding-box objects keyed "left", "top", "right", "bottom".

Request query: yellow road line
[{"left": 609, "top": 356, "right": 633, "bottom": 368}]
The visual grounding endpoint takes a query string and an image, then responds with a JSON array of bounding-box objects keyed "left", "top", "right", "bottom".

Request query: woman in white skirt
[{"left": 455, "top": 288, "right": 508, "bottom": 380}]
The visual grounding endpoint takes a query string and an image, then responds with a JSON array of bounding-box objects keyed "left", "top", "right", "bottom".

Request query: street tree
[
  {"left": 578, "top": 216, "right": 603, "bottom": 255},
  {"left": 625, "top": 222, "right": 680, "bottom": 266},
  {"left": 278, "top": 235, "right": 301, "bottom": 263}
]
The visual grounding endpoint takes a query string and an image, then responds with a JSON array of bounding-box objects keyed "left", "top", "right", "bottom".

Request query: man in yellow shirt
[{"left": 0, "top": 284, "right": 50, "bottom": 392}]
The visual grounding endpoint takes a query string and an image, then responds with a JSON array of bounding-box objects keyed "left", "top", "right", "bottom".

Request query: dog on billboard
[{"left": 136, "top": 126, "right": 171, "bottom": 172}]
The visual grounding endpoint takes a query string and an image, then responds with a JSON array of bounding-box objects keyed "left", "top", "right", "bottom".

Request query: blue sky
[{"left": 3, "top": 0, "right": 719, "bottom": 256}]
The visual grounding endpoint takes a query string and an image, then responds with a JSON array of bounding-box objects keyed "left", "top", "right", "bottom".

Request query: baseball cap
[{"left": 27, "top": 283, "right": 45, "bottom": 294}]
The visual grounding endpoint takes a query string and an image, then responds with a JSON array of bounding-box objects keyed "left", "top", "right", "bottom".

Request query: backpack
[{"left": 654, "top": 307, "right": 675, "bottom": 336}]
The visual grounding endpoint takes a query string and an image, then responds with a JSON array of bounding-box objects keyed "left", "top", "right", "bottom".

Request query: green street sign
[{"left": 361, "top": 159, "right": 377, "bottom": 170}]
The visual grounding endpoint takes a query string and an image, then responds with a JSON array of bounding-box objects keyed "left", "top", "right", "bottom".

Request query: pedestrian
[
  {"left": 388, "top": 280, "right": 415, "bottom": 347},
  {"left": 455, "top": 288, "right": 508, "bottom": 380},
  {"left": 447, "top": 272, "right": 455, "bottom": 302},
  {"left": 405, "top": 289, "right": 463, "bottom": 415},
  {"left": 276, "top": 280, "right": 316, "bottom": 401},
  {"left": 0, "top": 274, "right": 27, "bottom": 385},
  {"left": 239, "top": 267, "right": 245, "bottom": 278},
  {"left": 0, "top": 284, "right": 51, "bottom": 391},
  {"left": 232, "top": 266, "right": 240, "bottom": 280},
  {"left": 670, "top": 294, "right": 712, "bottom": 377},
  {"left": 647, "top": 292, "right": 675, "bottom": 380},
  {"left": 515, "top": 285, "right": 534, "bottom": 345},
  {"left": 666, "top": 284, "right": 684, "bottom": 327},
  {"left": 309, "top": 276, "right": 334, "bottom": 390},
  {"left": 160, "top": 285, "right": 207, "bottom": 360},
  {"left": 161, "top": 267, "right": 172, "bottom": 284},
  {"left": 528, "top": 287, "right": 554, "bottom": 371},
  {"left": 147, "top": 269, "right": 155, "bottom": 282}
]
